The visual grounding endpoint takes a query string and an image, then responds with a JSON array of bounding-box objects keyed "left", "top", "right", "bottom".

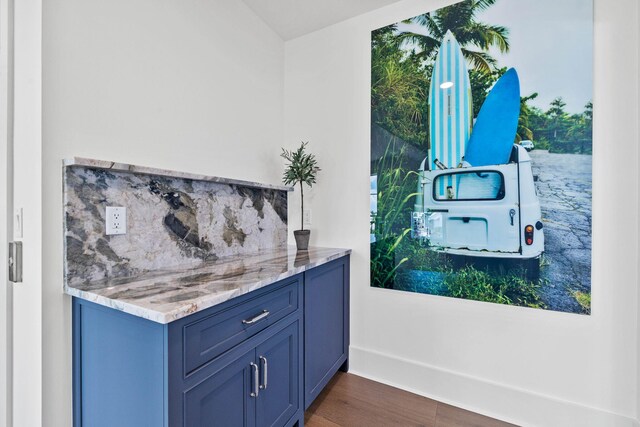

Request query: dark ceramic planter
[{"left": 293, "top": 229, "right": 310, "bottom": 251}]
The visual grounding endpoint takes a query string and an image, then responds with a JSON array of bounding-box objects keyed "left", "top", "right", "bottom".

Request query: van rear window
[{"left": 433, "top": 171, "right": 505, "bottom": 201}]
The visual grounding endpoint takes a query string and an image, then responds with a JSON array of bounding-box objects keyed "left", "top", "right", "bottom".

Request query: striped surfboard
[{"left": 428, "top": 30, "right": 473, "bottom": 197}]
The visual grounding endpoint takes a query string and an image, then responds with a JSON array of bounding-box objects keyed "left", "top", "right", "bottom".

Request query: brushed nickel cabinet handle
[
  {"left": 250, "top": 362, "right": 259, "bottom": 397},
  {"left": 259, "top": 356, "right": 268, "bottom": 390},
  {"left": 242, "top": 310, "right": 269, "bottom": 325}
]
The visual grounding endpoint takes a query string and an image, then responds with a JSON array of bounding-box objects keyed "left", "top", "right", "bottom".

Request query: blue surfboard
[
  {"left": 428, "top": 30, "right": 473, "bottom": 170},
  {"left": 465, "top": 68, "right": 521, "bottom": 166}
]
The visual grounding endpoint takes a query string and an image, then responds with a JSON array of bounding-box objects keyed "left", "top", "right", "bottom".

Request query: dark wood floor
[{"left": 304, "top": 372, "right": 517, "bottom": 427}]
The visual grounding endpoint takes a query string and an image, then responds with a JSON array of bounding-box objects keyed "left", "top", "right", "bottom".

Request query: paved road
[{"left": 529, "top": 150, "right": 592, "bottom": 313}]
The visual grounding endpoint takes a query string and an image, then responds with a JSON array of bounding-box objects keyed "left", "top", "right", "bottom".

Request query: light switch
[{"left": 14, "top": 207, "right": 23, "bottom": 239}]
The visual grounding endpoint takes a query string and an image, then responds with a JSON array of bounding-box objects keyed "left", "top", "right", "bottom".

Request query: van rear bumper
[{"left": 433, "top": 247, "right": 543, "bottom": 260}]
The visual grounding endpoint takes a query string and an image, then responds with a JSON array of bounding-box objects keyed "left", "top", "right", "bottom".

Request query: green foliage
[
  {"left": 571, "top": 290, "right": 591, "bottom": 314},
  {"left": 371, "top": 28, "right": 430, "bottom": 148},
  {"left": 523, "top": 99, "right": 593, "bottom": 154},
  {"left": 371, "top": 234, "right": 410, "bottom": 289},
  {"left": 281, "top": 142, "right": 320, "bottom": 230},
  {"left": 370, "top": 143, "right": 418, "bottom": 288},
  {"left": 281, "top": 141, "right": 320, "bottom": 187},
  {"left": 395, "top": 238, "right": 452, "bottom": 272},
  {"left": 526, "top": 105, "right": 551, "bottom": 149},
  {"left": 565, "top": 101, "right": 593, "bottom": 154},
  {"left": 400, "top": 0, "right": 510, "bottom": 73},
  {"left": 517, "top": 93, "right": 538, "bottom": 142},
  {"left": 444, "top": 266, "right": 544, "bottom": 308},
  {"left": 546, "top": 97, "right": 570, "bottom": 149},
  {"left": 371, "top": 143, "right": 418, "bottom": 239},
  {"left": 532, "top": 138, "right": 551, "bottom": 150}
]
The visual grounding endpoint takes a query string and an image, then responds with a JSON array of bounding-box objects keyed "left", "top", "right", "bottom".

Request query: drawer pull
[
  {"left": 259, "top": 356, "right": 268, "bottom": 390},
  {"left": 242, "top": 310, "right": 270, "bottom": 325},
  {"left": 250, "top": 362, "right": 259, "bottom": 397}
]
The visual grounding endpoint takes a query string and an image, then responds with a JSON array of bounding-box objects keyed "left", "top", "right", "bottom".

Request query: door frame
[
  {"left": 1, "top": 0, "right": 43, "bottom": 425},
  {"left": 0, "top": 0, "right": 14, "bottom": 423}
]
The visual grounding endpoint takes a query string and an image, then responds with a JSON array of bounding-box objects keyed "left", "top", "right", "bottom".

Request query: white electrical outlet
[
  {"left": 106, "top": 206, "right": 127, "bottom": 235},
  {"left": 303, "top": 209, "right": 312, "bottom": 226}
]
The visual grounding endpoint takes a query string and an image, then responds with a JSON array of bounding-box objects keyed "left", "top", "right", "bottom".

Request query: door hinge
[{"left": 8, "top": 241, "right": 22, "bottom": 283}]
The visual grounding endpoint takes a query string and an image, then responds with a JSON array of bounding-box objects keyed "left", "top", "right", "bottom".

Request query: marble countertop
[{"left": 64, "top": 246, "right": 351, "bottom": 324}]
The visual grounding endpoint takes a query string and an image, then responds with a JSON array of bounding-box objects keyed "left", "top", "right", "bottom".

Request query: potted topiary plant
[{"left": 281, "top": 142, "right": 320, "bottom": 251}]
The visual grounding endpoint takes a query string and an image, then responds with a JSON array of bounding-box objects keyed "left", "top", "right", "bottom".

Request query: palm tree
[
  {"left": 566, "top": 101, "right": 593, "bottom": 154},
  {"left": 547, "top": 97, "right": 568, "bottom": 141},
  {"left": 399, "top": 0, "right": 509, "bottom": 72},
  {"left": 516, "top": 93, "right": 538, "bottom": 142}
]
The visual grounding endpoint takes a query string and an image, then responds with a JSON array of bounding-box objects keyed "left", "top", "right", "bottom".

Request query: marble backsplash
[{"left": 64, "top": 159, "right": 289, "bottom": 286}]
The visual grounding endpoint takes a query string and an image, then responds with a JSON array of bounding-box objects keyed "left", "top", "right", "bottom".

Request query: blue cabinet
[
  {"left": 72, "top": 300, "right": 167, "bottom": 427},
  {"left": 184, "top": 349, "right": 256, "bottom": 427},
  {"left": 183, "top": 321, "right": 299, "bottom": 427},
  {"left": 167, "top": 277, "right": 304, "bottom": 426},
  {"left": 303, "top": 256, "right": 350, "bottom": 409},
  {"left": 73, "top": 256, "right": 349, "bottom": 427},
  {"left": 255, "top": 322, "right": 300, "bottom": 427}
]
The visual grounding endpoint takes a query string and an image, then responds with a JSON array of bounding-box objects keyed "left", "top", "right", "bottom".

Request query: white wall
[
  {"left": 42, "top": 0, "right": 284, "bottom": 424},
  {"left": 637, "top": 3, "right": 640, "bottom": 422},
  {"left": 284, "top": 0, "right": 640, "bottom": 425}
]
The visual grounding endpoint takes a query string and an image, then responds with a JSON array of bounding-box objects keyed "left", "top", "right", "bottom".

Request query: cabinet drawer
[{"left": 184, "top": 280, "right": 299, "bottom": 376}]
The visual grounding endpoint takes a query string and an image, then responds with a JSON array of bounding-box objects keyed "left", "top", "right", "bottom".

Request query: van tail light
[{"left": 525, "top": 225, "right": 534, "bottom": 245}]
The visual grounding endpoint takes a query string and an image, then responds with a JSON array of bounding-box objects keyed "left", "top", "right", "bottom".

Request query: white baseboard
[{"left": 349, "top": 346, "right": 638, "bottom": 427}]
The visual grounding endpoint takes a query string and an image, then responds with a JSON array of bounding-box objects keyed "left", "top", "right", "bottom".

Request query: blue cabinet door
[
  {"left": 255, "top": 321, "right": 299, "bottom": 427},
  {"left": 184, "top": 349, "right": 257, "bottom": 427},
  {"left": 304, "top": 256, "right": 350, "bottom": 408}
]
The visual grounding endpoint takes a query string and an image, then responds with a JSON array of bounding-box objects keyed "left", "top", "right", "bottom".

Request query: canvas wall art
[{"left": 370, "top": 0, "right": 593, "bottom": 314}]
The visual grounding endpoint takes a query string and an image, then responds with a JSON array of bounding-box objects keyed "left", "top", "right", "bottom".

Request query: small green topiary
[{"left": 281, "top": 142, "right": 320, "bottom": 231}]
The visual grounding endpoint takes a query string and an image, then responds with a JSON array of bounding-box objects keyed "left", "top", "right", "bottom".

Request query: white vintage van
[{"left": 412, "top": 144, "right": 544, "bottom": 273}]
